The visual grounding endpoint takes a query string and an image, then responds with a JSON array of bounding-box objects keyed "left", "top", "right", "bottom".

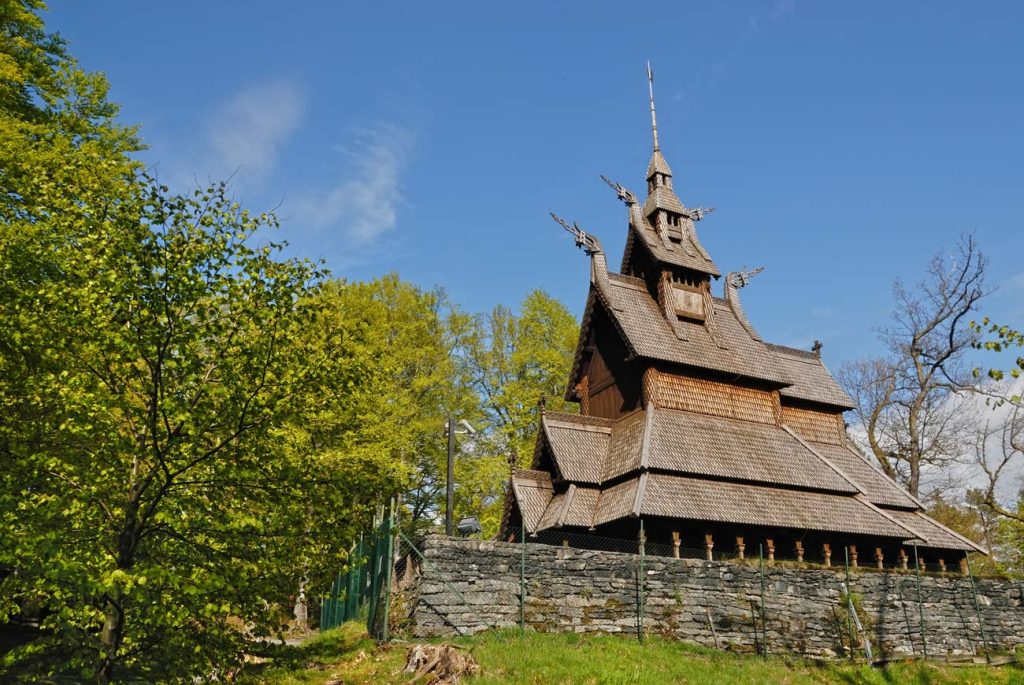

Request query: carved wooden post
[
  {"left": 874, "top": 547, "right": 884, "bottom": 569},
  {"left": 794, "top": 541, "right": 804, "bottom": 563},
  {"left": 766, "top": 538, "right": 775, "bottom": 563},
  {"left": 736, "top": 536, "right": 745, "bottom": 561},
  {"left": 704, "top": 533, "right": 714, "bottom": 561},
  {"left": 672, "top": 531, "right": 681, "bottom": 559},
  {"left": 823, "top": 543, "right": 832, "bottom": 568},
  {"left": 938, "top": 558, "right": 946, "bottom": 574},
  {"left": 960, "top": 556, "right": 969, "bottom": 576},
  {"left": 848, "top": 545, "right": 858, "bottom": 569},
  {"left": 898, "top": 548, "right": 908, "bottom": 571}
]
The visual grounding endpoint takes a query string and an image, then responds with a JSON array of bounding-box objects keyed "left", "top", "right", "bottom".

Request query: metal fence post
[
  {"left": 637, "top": 520, "right": 646, "bottom": 643},
  {"left": 759, "top": 544, "right": 767, "bottom": 659},
  {"left": 381, "top": 498, "right": 395, "bottom": 643},
  {"left": 844, "top": 546, "right": 854, "bottom": 661},
  {"left": 520, "top": 525, "right": 526, "bottom": 635},
  {"left": 966, "top": 554, "right": 991, "bottom": 663},
  {"left": 912, "top": 542, "right": 927, "bottom": 660}
]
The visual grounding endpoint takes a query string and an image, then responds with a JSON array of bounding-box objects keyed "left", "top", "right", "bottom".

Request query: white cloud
[
  {"left": 291, "top": 124, "right": 412, "bottom": 245},
  {"left": 205, "top": 79, "right": 306, "bottom": 185}
]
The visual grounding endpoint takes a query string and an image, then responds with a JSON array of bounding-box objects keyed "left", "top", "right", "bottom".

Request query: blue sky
[{"left": 49, "top": 1, "right": 1024, "bottom": 369}]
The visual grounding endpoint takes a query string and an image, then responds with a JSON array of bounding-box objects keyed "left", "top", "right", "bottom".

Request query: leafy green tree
[
  {"left": 0, "top": 175, "right": 397, "bottom": 681},
  {"left": 462, "top": 290, "right": 579, "bottom": 463},
  {"left": 299, "top": 276, "right": 479, "bottom": 539},
  {"left": 449, "top": 290, "right": 578, "bottom": 534}
]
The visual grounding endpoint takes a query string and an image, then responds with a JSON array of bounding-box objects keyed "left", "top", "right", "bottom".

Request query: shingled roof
[
  {"left": 589, "top": 274, "right": 788, "bottom": 385},
  {"left": 522, "top": 406, "right": 985, "bottom": 553},
  {"left": 769, "top": 343, "right": 855, "bottom": 409}
]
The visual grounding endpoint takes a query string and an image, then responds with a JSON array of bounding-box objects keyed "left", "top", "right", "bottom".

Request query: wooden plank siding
[{"left": 583, "top": 315, "right": 641, "bottom": 419}]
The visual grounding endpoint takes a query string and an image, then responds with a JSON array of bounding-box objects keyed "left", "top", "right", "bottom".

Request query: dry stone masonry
[{"left": 409, "top": 537, "right": 1024, "bottom": 659}]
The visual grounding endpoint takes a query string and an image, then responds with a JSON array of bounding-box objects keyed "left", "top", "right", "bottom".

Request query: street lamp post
[
  {"left": 446, "top": 414, "right": 456, "bottom": 536},
  {"left": 444, "top": 416, "right": 475, "bottom": 536}
]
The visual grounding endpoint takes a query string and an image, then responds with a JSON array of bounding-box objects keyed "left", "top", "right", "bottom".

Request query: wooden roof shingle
[
  {"left": 768, "top": 343, "right": 855, "bottom": 409},
  {"left": 641, "top": 474, "right": 914, "bottom": 539}
]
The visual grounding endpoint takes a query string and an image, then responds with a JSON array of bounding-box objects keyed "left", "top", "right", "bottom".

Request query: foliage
[
  {"left": 461, "top": 290, "right": 579, "bottom": 464},
  {"left": 972, "top": 318, "right": 1024, "bottom": 390},
  {"left": 0, "top": 173, "right": 413, "bottom": 681},
  {"left": 310, "top": 276, "right": 481, "bottom": 539},
  {"left": 451, "top": 290, "right": 578, "bottom": 535}
]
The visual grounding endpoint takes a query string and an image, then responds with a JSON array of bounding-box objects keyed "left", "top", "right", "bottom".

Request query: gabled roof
[
  {"left": 525, "top": 406, "right": 981, "bottom": 552},
  {"left": 769, "top": 343, "right": 855, "bottom": 409},
  {"left": 510, "top": 469, "right": 553, "bottom": 534},
  {"left": 628, "top": 216, "right": 721, "bottom": 276},
  {"left": 592, "top": 274, "right": 788, "bottom": 385},
  {"left": 540, "top": 406, "right": 860, "bottom": 495},
  {"left": 542, "top": 412, "right": 611, "bottom": 484}
]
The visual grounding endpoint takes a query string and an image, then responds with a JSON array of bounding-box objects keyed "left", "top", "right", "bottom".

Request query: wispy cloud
[
  {"left": 205, "top": 79, "right": 306, "bottom": 186},
  {"left": 148, "top": 79, "right": 306, "bottom": 193},
  {"left": 291, "top": 124, "right": 412, "bottom": 245}
]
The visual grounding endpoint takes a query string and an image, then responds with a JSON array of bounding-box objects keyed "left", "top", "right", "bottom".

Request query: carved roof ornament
[
  {"left": 726, "top": 266, "right": 764, "bottom": 290},
  {"left": 550, "top": 212, "right": 603, "bottom": 256},
  {"left": 600, "top": 175, "right": 638, "bottom": 206},
  {"left": 725, "top": 267, "right": 765, "bottom": 342}
]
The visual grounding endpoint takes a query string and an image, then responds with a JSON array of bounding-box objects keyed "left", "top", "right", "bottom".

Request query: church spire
[
  {"left": 647, "top": 61, "right": 660, "bottom": 152},
  {"left": 644, "top": 62, "right": 673, "bottom": 183}
]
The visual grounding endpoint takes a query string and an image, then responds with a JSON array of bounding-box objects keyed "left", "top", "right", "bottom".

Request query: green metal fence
[{"left": 319, "top": 501, "right": 395, "bottom": 641}]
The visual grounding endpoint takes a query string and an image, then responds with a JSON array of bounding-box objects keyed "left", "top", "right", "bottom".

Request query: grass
[{"left": 241, "top": 623, "right": 1024, "bottom": 685}]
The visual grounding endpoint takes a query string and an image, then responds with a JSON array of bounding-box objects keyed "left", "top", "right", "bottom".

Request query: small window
[{"left": 671, "top": 283, "right": 705, "bottom": 320}]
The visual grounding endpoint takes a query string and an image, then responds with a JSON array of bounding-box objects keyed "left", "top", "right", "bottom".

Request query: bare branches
[
  {"left": 971, "top": 394, "right": 1024, "bottom": 523},
  {"left": 840, "top": 234, "right": 989, "bottom": 497}
]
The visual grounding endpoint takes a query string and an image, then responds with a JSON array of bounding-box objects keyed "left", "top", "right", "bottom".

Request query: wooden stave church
[{"left": 500, "top": 82, "right": 983, "bottom": 570}]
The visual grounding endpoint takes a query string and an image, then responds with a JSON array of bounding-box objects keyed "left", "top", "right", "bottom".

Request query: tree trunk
[
  {"left": 95, "top": 497, "right": 141, "bottom": 682},
  {"left": 95, "top": 597, "right": 123, "bottom": 684}
]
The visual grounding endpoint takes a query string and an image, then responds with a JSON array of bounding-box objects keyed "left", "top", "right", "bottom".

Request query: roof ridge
[
  {"left": 781, "top": 424, "right": 868, "bottom": 496},
  {"left": 837, "top": 441, "right": 927, "bottom": 509},
  {"left": 543, "top": 410, "right": 612, "bottom": 427},
  {"left": 766, "top": 342, "right": 821, "bottom": 361}
]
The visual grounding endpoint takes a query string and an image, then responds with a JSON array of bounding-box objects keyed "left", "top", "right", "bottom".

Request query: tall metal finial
[{"left": 647, "top": 61, "right": 660, "bottom": 152}]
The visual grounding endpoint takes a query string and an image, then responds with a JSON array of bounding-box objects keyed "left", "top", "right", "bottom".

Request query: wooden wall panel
[
  {"left": 643, "top": 369, "right": 778, "bottom": 424},
  {"left": 780, "top": 405, "right": 845, "bottom": 445}
]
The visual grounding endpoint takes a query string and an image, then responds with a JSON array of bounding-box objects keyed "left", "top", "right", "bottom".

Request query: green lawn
[{"left": 240, "top": 623, "right": 1024, "bottom": 685}]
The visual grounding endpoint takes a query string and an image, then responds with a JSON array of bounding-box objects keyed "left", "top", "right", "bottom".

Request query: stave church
[{"left": 501, "top": 69, "right": 982, "bottom": 571}]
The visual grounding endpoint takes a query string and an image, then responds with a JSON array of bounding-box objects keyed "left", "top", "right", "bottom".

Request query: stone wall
[{"left": 408, "top": 536, "right": 1024, "bottom": 658}]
